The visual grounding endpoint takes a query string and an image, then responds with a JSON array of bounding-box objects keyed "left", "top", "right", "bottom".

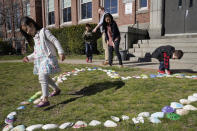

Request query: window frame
[
  {"left": 60, "top": 0, "right": 72, "bottom": 26},
  {"left": 138, "top": 0, "right": 148, "bottom": 11},
  {"left": 100, "top": 0, "right": 119, "bottom": 17},
  {"left": 23, "top": 0, "right": 31, "bottom": 17},
  {"left": 78, "top": 0, "right": 93, "bottom": 23},
  {"left": 45, "top": 0, "right": 55, "bottom": 27}
]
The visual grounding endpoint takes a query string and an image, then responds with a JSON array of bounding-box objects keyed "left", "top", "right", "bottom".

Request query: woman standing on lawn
[
  {"left": 102, "top": 13, "right": 123, "bottom": 67},
  {"left": 20, "top": 16, "right": 65, "bottom": 107}
]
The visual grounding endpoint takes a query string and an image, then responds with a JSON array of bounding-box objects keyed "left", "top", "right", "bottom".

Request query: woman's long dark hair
[
  {"left": 20, "top": 16, "right": 42, "bottom": 44},
  {"left": 102, "top": 13, "right": 114, "bottom": 29}
]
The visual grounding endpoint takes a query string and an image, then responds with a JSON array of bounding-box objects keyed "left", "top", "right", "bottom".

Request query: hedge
[
  {"left": 50, "top": 24, "right": 102, "bottom": 55},
  {"left": 0, "top": 40, "right": 12, "bottom": 55}
]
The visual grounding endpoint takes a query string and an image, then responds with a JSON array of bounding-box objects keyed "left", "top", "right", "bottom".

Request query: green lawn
[
  {"left": 1, "top": 63, "right": 197, "bottom": 131},
  {"left": 0, "top": 54, "right": 104, "bottom": 60}
]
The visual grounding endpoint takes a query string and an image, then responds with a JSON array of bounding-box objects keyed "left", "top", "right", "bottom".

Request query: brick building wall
[
  {"left": 0, "top": 0, "right": 42, "bottom": 54},
  {"left": 42, "top": 0, "right": 150, "bottom": 29}
]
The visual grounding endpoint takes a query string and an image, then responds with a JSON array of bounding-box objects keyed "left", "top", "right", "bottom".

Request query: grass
[
  {"left": 0, "top": 63, "right": 197, "bottom": 131},
  {"left": 0, "top": 54, "right": 104, "bottom": 60}
]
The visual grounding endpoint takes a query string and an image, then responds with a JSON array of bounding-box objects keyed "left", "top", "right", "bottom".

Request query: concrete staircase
[{"left": 128, "top": 37, "right": 197, "bottom": 71}]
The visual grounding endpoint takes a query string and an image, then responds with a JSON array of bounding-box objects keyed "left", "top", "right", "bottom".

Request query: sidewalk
[{"left": 0, "top": 59, "right": 196, "bottom": 72}]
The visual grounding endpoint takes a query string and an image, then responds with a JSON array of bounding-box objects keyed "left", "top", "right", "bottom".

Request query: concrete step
[
  {"left": 132, "top": 46, "right": 197, "bottom": 53},
  {"left": 141, "top": 38, "right": 197, "bottom": 44},
  {"left": 133, "top": 42, "right": 197, "bottom": 49}
]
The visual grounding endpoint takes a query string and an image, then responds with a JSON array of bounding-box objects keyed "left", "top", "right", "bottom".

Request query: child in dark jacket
[
  {"left": 152, "top": 45, "right": 184, "bottom": 75},
  {"left": 83, "top": 24, "right": 94, "bottom": 63},
  {"left": 103, "top": 13, "right": 123, "bottom": 67}
]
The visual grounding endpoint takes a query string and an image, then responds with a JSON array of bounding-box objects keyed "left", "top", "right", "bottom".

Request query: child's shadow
[{"left": 44, "top": 81, "right": 125, "bottom": 111}]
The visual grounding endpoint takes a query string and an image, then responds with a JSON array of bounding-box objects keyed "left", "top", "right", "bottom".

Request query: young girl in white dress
[{"left": 20, "top": 17, "right": 65, "bottom": 107}]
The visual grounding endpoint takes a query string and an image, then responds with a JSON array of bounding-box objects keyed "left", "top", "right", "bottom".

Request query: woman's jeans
[{"left": 108, "top": 40, "right": 122, "bottom": 66}]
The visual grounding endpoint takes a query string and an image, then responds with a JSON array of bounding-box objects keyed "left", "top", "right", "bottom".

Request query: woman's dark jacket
[{"left": 102, "top": 13, "right": 120, "bottom": 42}]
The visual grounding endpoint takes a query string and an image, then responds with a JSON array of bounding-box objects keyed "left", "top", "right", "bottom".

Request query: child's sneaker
[
  {"left": 34, "top": 101, "right": 50, "bottom": 108},
  {"left": 86, "top": 58, "right": 89, "bottom": 63},
  {"left": 166, "top": 70, "right": 171, "bottom": 75},
  {"left": 158, "top": 70, "right": 165, "bottom": 74}
]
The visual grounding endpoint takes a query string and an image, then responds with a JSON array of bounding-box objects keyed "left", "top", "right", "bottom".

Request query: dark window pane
[
  {"left": 140, "top": 0, "right": 147, "bottom": 7},
  {"left": 63, "top": 7, "right": 71, "bottom": 22},
  {"left": 189, "top": 0, "right": 193, "bottom": 7},
  {"left": 81, "top": 3, "right": 86, "bottom": 19},
  {"left": 48, "top": 11, "right": 55, "bottom": 25},
  {"left": 68, "top": 7, "right": 71, "bottom": 21},
  {"left": 63, "top": 8, "right": 67, "bottom": 22},
  {"left": 104, "top": 0, "right": 110, "bottom": 13},
  {"left": 51, "top": 12, "right": 55, "bottom": 24},
  {"left": 178, "top": 0, "right": 182, "bottom": 6},
  {"left": 87, "top": 2, "right": 92, "bottom": 18},
  {"left": 104, "top": 0, "right": 117, "bottom": 14},
  {"left": 81, "top": 2, "right": 92, "bottom": 19}
]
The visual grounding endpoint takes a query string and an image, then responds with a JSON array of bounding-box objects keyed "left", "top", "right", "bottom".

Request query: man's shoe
[{"left": 102, "top": 61, "right": 109, "bottom": 65}]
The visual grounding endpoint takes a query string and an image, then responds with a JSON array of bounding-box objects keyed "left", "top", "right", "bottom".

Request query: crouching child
[{"left": 151, "top": 45, "right": 184, "bottom": 75}]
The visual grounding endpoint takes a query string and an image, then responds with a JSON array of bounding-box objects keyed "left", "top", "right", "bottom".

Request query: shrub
[
  {"left": 0, "top": 40, "right": 12, "bottom": 55},
  {"left": 50, "top": 24, "right": 101, "bottom": 55}
]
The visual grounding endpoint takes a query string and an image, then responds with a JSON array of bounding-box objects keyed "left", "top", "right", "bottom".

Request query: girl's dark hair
[{"left": 20, "top": 16, "right": 42, "bottom": 43}]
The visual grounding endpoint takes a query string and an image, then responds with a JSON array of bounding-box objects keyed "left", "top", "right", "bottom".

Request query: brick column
[
  {"left": 54, "top": 0, "right": 60, "bottom": 28},
  {"left": 92, "top": 0, "right": 100, "bottom": 24},
  {"left": 71, "top": 0, "right": 78, "bottom": 25}
]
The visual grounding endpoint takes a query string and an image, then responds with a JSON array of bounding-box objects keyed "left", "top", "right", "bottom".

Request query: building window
[
  {"left": 23, "top": 0, "right": 30, "bottom": 16},
  {"left": 14, "top": 7, "right": 20, "bottom": 29},
  {"left": 103, "top": 0, "right": 118, "bottom": 14},
  {"left": 47, "top": 0, "right": 55, "bottom": 25},
  {"left": 80, "top": 0, "right": 92, "bottom": 19},
  {"left": 62, "top": 0, "right": 71, "bottom": 22},
  {"left": 139, "top": 0, "right": 147, "bottom": 8}
]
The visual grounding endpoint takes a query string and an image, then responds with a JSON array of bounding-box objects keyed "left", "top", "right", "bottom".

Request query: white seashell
[
  {"left": 2, "top": 124, "right": 13, "bottom": 131},
  {"left": 132, "top": 117, "right": 139, "bottom": 124},
  {"left": 137, "top": 116, "right": 144, "bottom": 123},
  {"left": 193, "top": 93, "right": 197, "bottom": 97},
  {"left": 151, "top": 112, "right": 164, "bottom": 118},
  {"left": 89, "top": 120, "right": 101, "bottom": 126},
  {"left": 111, "top": 116, "right": 120, "bottom": 122},
  {"left": 170, "top": 102, "right": 183, "bottom": 109},
  {"left": 72, "top": 121, "right": 87, "bottom": 128},
  {"left": 179, "top": 99, "right": 191, "bottom": 105},
  {"left": 42, "top": 124, "right": 58, "bottom": 130},
  {"left": 121, "top": 115, "right": 129, "bottom": 120},
  {"left": 10, "top": 125, "right": 25, "bottom": 131},
  {"left": 149, "top": 117, "right": 161, "bottom": 124},
  {"left": 26, "top": 124, "right": 43, "bottom": 131},
  {"left": 188, "top": 96, "right": 197, "bottom": 102},
  {"left": 104, "top": 120, "right": 117, "bottom": 127},
  {"left": 59, "top": 122, "right": 73, "bottom": 129},
  {"left": 138, "top": 112, "right": 150, "bottom": 118},
  {"left": 176, "top": 109, "right": 189, "bottom": 116},
  {"left": 183, "top": 105, "right": 197, "bottom": 111},
  {"left": 7, "top": 112, "right": 17, "bottom": 118}
]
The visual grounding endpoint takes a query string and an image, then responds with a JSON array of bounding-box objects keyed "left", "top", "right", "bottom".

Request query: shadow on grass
[
  {"left": 44, "top": 81, "right": 125, "bottom": 111},
  {"left": 171, "top": 69, "right": 197, "bottom": 74}
]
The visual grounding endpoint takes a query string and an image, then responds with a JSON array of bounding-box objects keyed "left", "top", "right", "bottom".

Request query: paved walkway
[{"left": 0, "top": 59, "right": 197, "bottom": 73}]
